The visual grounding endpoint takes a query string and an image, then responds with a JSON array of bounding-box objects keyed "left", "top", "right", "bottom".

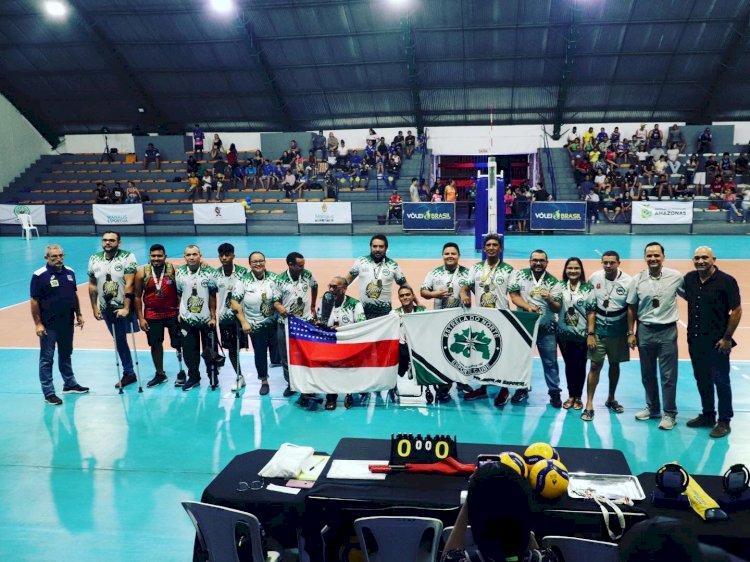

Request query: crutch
[
  {"left": 234, "top": 323, "right": 242, "bottom": 399},
  {"left": 128, "top": 315, "right": 144, "bottom": 393},
  {"left": 208, "top": 329, "right": 219, "bottom": 391},
  {"left": 111, "top": 317, "right": 124, "bottom": 395}
]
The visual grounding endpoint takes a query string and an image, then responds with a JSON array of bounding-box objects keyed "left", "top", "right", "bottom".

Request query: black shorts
[
  {"left": 146, "top": 317, "right": 180, "bottom": 348},
  {"left": 219, "top": 323, "right": 249, "bottom": 349}
]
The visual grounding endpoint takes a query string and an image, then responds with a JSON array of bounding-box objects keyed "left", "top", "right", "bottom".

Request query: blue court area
[{"left": 2, "top": 234, "right": 750, "bottom": 561}]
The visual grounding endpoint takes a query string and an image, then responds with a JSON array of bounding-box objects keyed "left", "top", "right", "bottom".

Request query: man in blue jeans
[
  {"left": 31, "top": 244, "right": 88, "bottom": 405},
  {"left": 88, "top": 231, "right": 139, "bottom": 389}
]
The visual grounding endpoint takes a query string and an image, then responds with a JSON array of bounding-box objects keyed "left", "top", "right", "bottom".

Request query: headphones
[{"left": 655, "top": 463, "right": 690, "bottom": 495}]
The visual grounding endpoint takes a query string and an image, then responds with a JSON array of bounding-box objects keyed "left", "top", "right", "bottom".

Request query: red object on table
[{"left": 369, "top": 457, "right": 476, "bottom": 476}]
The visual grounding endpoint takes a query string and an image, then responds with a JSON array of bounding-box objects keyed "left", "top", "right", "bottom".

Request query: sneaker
[
  {"left": 230, "top": 375, "right": 246, "bottom": 392},
  {"left": 183, "top": 378, "right": 200, "bottom": 392},
  {"left": 259, "top": 382, "right": 270, "bottom": 396},
  {"left": 174, "top": 371, "right": 186, "bottom": 387},
  {"left": 283, "top": 385, "right": 296, "bottom": 397},
  {"left": 344, "top": 393, "right": 354, "bottom": 409},
  {"left": 456, "top": 383, "right": 473, "bottom": 393},
  {"left": 114, "top": 374, "right": 137, "bottom": 389},
  {"left": 709, "top": 421, "right": 731, "bottom": 438},
  {"left": 463, "top": 386, "right": 488, "bottom": 401},
  {"left": 549, "top": 392, "right": 562, "bottom": 409},
  {"left": 511, "top": 388, "right": 529, "bottom": 404},
  {"left": 63, "top": 384, "right": 90, "bottom": 394},
  {"left": 494, "top": 387, "right": 510, "bottom": 407},
  {"left": 436, "top": 389, "right": 452, "bottom": 403},
  {"left": 635, "top": 407, "right": 661, "bottom": 420},
  {"left": 686, "top": 413, "right": 715, "bottom": 428},
  {"left": 658, "top": 415, "right": 676, "bottom": 430},
  {"left": 45, "top": 393, "right": 63, "bottom": 406},
  {"left": 146, "top": 373, "right": 168, "bottom": 388}
]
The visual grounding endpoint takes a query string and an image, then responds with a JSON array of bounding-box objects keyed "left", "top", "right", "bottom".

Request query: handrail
[{"left": 541, "top": 125, "right": 558, "bottom": 199}]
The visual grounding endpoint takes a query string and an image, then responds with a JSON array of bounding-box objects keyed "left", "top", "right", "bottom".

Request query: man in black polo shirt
[
  {"left": 682, "top": 246, "right": 741, "bottom": 438},
  {"left": 30, "top": 244, "right": 88, "bottom": 405}
]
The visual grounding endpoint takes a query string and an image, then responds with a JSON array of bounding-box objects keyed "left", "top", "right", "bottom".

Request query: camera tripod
[{"left": 100, "top": 134, "right": 113, "bottom": 163}]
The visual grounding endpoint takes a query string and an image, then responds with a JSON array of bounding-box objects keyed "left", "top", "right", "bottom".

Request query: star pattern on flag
[{"left": 289, "top": 317, "right": 336, "bottom": 343}]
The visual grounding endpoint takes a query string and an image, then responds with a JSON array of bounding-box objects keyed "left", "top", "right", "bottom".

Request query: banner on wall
[
  {"left": 402, "top": 202, "right": 456, "bottom": 230},
  {"left": 297, "top": 202, "right": 352, "bottom": 224},
  {"left": 0, "top": 204, "right": 47, "bottom": 225},
  {"left": 529, "top": 202, "right": 586, "bottom": 231},
  {"left": 92, "top": 204, "right": 144, "bottom": 225},
  {"left": 193, "top": 203, "right": 246, "bottom": 224},
  {"left": 631, "top": 201, "right": 693, "bottom": 225}
]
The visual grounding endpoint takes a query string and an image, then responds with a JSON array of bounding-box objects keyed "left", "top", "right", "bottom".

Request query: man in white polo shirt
[{"left": 626, "top": 242, "right": 684, "bottom": 430}]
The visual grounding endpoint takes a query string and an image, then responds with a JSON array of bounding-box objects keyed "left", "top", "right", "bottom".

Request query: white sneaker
[
  {"left": 230, "top": 375, "right": 246, "bottom": 392},
  {"left": 658, "top": 415, "right": 676, "bottom": 430},
  {"left": 634, "top": 407, "right": 660, "bottom": 420}
]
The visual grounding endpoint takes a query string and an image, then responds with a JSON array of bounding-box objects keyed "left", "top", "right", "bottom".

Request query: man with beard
[
  {"left": 346, "top": 234, "right": 407, "bottom": 319},
  {"left": 459, "top": 235, "right": 517, "bottom": 406}
]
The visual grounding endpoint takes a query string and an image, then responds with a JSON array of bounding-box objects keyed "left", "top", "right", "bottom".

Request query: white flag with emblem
[{"left": 402, "top": 308, "right": 539, "bottom": 388}]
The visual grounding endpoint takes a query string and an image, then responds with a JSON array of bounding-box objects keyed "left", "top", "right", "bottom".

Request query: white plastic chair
[
  {"left": 441, "top": 525, "right": 485, "bottom": 561},
  {"left": 181, "top": 501, "right": 280, "bottom": 562},
  {"left": 18, "top": 213, "right": 39, "bottom": 240},
  {"left": 542, "top": 535, "right": 618, "bottom": 562},
  {"left": 354, "top": 516, "right": 443, "bottom": 562}
]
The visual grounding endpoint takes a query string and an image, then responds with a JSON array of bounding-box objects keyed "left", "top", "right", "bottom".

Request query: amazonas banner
[
  {"left": 287, "top": 314, "right": 399, "bottom": 393},
  {"left": 402, "top": 308, "right": 539, "bottom": 388}
]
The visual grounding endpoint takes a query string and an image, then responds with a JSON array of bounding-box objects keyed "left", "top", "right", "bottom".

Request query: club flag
[
  {"left": 287, "top": 315, "right": 399, "bottom": 393},
  {"left": 402, "top": 308, "right": 539, "bottom": 388}
]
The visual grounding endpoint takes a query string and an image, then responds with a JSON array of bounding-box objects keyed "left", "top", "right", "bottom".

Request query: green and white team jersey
[
  {"left": 175, "top": 265, "right": 218, "bottom": 327},
  {"left": 461, "top": 261, "right": 515, "bottom": 310},
  {"left": 395, "top": 305, "right": 426, "bottom": 343},
  {"left": 394, "top": 305, "right": 426, "bottom": 316},
  {"left": 557, "top": 281, "right": 596, "bottom": 340},
  {"left": 215, "top": 264, "right": 248, "bottom": 325},
  {"left": 275, "top": 269, "right": 318, "bottom": 322},
  {"left": 88, "top": 250, "right": 138, "bottom": 311},
  {"left": 349, "top": 255, "right": 406, "bottom": 316},
  {"left": 589, "top": 269, "right": 632, "bottom": 338},
  {"left": 421, "top": 265, "right": 470, "bottom": 309},
  {"left": 232, "top": 271, "right": 278, "bottom": 329},
  {"left": 327, "top": 296, "right": 366, "bottom": 327},
  {"left": 508, "top": 268, "right": 563, "bottom": 333}
]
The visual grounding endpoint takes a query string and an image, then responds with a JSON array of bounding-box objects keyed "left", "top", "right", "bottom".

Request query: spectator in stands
[
  {"left": 566, "top": 126, "right": 579, "bottom": 147},
  {"left": 656, "top": 174, "right": 671, "bottom": 200},
  {"left": 95, "top": 182, "right": 110, "bottom": 204},
  {"left": 596, "top": 127, "right": 609, "bottom": 149},
  {"left": 186, "top": 155, "right": 199, "bottom": 176},
  {"left": 585, "top": 186, "right": 601, "bottom": 223},
  {"left": 125, "top": 181, "right": 142, "bottom": 204},
  {"left": 708, "top": 174, "right": 724, "bottom": 200},
  {"left": 735, "top": 152, "right": 749, "bottom": 183},
  {"left": 281, "top": 169, "right": 298, "bottom": 199},
  {"left": 692, "top": 154, "right": 707, "bottom": 196},
  {"left": 741, "top": 186, "right": 750, "bottom": 223},
  {"left": 384, "top": 156, "right": 400, "bottom": 188},
  {"left": 407, "top": 178, "right": 419, "bottom": 203},
  {"left": 418, "top": 181, "right": 429, "bottom": 202},
  {"left": 697, "top": 127, "right": 713, "bottom": 154},
  {"left": 600, "top": 186, "right": 618, "bottom": 221},
  {"left": 336, "top": 140, "right": 349, "bottom": 167},
  {"left": 620, "top": 192, "right": 633, "bottom": 222},
  {"left": 230, "top": 162, "right": 244, "bottom": 189},
  {"left": 513, "top": 188, "right": 529, "bottom": 232},
  {"left": 393, "top": 131, "right": 405, "bottom": 153},
  {"left": 720, "top": 152, "right": 734, "bottom": 180},
  {"left": 193, "top": 124, "right": 205, "bottom": 159},
  {"left": 143, "top": 143, "right": 161, "bottom": 170},
  {"left": 654, "top": 155, "right": 669, "bottom": 177},
  {"left": 582, "top": 126, "right": 595, "bottom": 147},
  {"left": 289, "top": 139, "right": 300, "bottom": 157},
  {"left": 533, "top": 183, "right": 552, "bottom": 202},
  {"left": 310, "top": 130, "right": 326, "bottom": 160},
  {"left": 641, "top": 158, "right": 656, "bottom": 185},
  {"left": 186, "top": 172, "right": 200, "bottom": 202},
  {"left": 241, "top": 161, "right": 257, "bottom": 190},
  {"left": 366, "top": 128, "right": 378, "bottom": 143},
  {"left": 431, "top": 189, "right": 443, "bottom": 202},
  {"left": 212, "top": 154, "right": 225, "bottom": 176},
  {"left": 376, "top": 136, "right": 388, "bottom": 160},
  {"left": 604, "top": 146, "right": 618, "bottom": 170},
  {"left": 387, "top": 191, "right": 403, "bottom": 224},
  {"left": 444, "top": 179, "right": 457, "bottom": 203},
  {"left": 578, "top": 174, "right": 595, "bottom": 200},
  {"left": 610, "top": 126, "right": 621, "bottom": 144},
  {"left": 215, "top": 168, "right": 226, "bottom": 202},
  {"left": 327, "top": 132, "right": 339, "bottom": 156},
  {"left": 504, "top": 187, "right": 514, "bottom": 228},
  {"left": 705, "top": 154, "right": 719, "bottom": 184},
  {"left": 226, "top": 143, "right": 238, "bottom": 167},
  {"left": 666, "top": 142, "right": 680, "bottom": 164},
  {"left": 673, "top": 177, "right": 693, "bottom": 200},
  {"left": 210, "top": 134, "right": 223, "bottom": 159},
  {"left": 110, "top": 182, "right": 125, "bottom": 204},
  {"left": 667, "top": 124, "right": 686, "bottom": 152},
  {"left": 573, "top": 155, "right": 591, "bottom": 184},
  {"left": 634, "top": 123, "right": 647, "bottom": 143},
  {"left": 650, "top": 141, "right": 666, "bottom": 161},
  {"left": 404, "top": 130, "right": 416, "bottom": 158},
  {"left": 201, "top": 169, "right": 213, "bottom": 202},
  {"left": 593, "top": 169, "right": 607, "bottom": 189},
  {"left": 259, "top": 159, "right": 274, "bottom": 189},
  {"left": 647, "top": 124, "right": 663, "bottom": 150},
  {"left": 279, "top": 150, "right": 292, "bottom": 169},
  {"left": 442, "top": 464, "right": 556, "bottom": 562}
]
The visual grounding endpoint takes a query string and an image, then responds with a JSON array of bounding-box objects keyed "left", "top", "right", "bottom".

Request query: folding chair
[
  {"left": 354, "top": 516, "right": 442, "bottom": 562},
  {"left": 541, "top": 535, "right": 618, "bottom": 562}
]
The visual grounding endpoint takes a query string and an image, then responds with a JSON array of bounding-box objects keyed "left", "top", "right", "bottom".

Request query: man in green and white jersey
[
  {"left": 420, "top": 241, "right": 470, "bottom": 403},
  {"left": 175, "top": 245, "right": 218, "bottom": 391},
  {"left": 459, "top": 234, "right": 517, "bottom": 406},
  {"left": 509, "top": 249, "right": 563, "bottom": 407},
  {"left": 274, "top": 251, "right": 318, "bottom": 398},
  {"left": 346, "top": 234, "right": 407, "bottom": 319},
  {"left": 215, "top": 243, "right": 248, "bottom": 392},
  {"left": 88, "top": 230, "right": 139, "bottom": 389}
]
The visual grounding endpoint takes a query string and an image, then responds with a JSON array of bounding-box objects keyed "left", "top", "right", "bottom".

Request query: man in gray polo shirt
[{"left": 626, "top": 242, "right": 684, "bottom": 430}]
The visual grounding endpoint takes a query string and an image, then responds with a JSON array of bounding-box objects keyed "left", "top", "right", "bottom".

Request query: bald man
[{"left": 681, "top": 246, "right": 741, "bottom": 438}]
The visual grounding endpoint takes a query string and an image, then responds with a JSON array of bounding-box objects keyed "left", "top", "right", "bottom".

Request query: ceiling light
[
  {"left": 138, "top": 107, "right": 145, "bottom": 113},
  {"left": 43, "top": 0, "right": 68, "bottom": 18},
  {"left": 210, "top": 0, "right": 234, "bottom": 14}
]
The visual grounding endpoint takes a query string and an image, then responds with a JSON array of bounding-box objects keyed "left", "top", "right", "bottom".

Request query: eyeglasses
[{"left": 236, "top": 479, "right": 264, "bottom": 492}]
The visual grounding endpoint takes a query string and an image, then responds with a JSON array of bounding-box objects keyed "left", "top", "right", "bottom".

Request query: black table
[{"left": 637, "top": 472, "right": 750, "bottom": 559}]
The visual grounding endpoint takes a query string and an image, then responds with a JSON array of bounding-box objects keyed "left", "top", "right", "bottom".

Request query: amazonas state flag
[
  {"left": 402, "top": 308, "right": 539, "bottom": 388},
  {"left": 287, "top": 315, "right": 399, "bottom": 393}
]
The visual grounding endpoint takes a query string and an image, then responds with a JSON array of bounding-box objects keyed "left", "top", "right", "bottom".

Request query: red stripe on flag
[{"left": 289, "top": 338, "right": 399, "bottom": 368}]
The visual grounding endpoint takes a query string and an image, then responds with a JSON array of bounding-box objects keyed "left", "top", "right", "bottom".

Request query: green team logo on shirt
[{"left": 442, "top": 314, "right": 502, "bottom": 376}]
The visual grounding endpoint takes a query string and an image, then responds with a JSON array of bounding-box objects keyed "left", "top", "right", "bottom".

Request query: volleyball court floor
[{"left": 1, "top": 234, "right": 749, "bottom": 561}]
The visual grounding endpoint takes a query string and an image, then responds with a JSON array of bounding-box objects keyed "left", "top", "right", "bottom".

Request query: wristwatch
[{"left": 587, "top": 331, "right": 595, "bottom": 336}]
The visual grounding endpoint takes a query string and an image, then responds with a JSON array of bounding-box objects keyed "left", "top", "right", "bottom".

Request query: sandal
[
  {"left": 581, "top": 409, "right": 594, "bottom": 421},
  {"left": 562, "top": 397, "right": 575, "bottom": 409},
  {"left": 573, "top": 398, "right": 583, "bottom": 410},
  {"left": 605, "top": 399, "right": 624, "bottom": 414}
]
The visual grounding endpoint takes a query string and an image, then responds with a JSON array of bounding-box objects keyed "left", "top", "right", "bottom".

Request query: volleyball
[
  {"left": 528, "top": 459, "right": 569, "bottom": 499},
  {"left": 498, "top": 451, "right": 528, "bottom": 478},
  {"left": 523, "top": 442, "right": 560, "bottom": 465}
]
